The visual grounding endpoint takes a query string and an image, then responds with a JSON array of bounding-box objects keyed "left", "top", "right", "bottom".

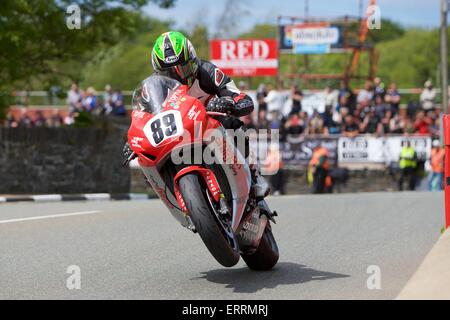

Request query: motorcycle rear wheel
[
  {"left": 241, "top": 225, "right": 279, "bottom": 271},
  {"left": 179, "top": 173, "right": 240, "bottom": 267}
]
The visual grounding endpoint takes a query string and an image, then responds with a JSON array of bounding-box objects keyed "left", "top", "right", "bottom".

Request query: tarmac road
[{"left": 0, "top": 192, "right": 444, "bottom": 299}]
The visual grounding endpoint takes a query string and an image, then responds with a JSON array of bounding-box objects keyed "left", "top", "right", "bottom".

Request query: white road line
[{"left": 0, "top": 210, "right": 101, "bottom": 224}]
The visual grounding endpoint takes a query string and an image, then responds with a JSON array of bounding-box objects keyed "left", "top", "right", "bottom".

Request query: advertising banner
[
  {"left": 338, "top": 136, "right": 432, "bottom": 164},
  {"left": 279, "top": 22, "right": 343, "bottom": 54},
  {"left": 280, "top": 135, "right": 338, "bottom": 167},
  {"left": 210, "top": 39, "right": 278, "bottom": 77}
]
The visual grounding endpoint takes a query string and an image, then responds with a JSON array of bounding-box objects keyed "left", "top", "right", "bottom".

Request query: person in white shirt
[
  {"left": 264, "top": 83, "right": 285, "bottom": 114},
  {"left": 420, "top": 80, "right": 436, "bottom": 111}
]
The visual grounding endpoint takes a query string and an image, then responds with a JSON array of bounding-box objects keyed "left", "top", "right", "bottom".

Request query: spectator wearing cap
[
  {"left": 420, "top": 80, "right": 436, "bottom": 112},
  {"left": 429, "top": 139, "right": 445, "bottom": 191}
]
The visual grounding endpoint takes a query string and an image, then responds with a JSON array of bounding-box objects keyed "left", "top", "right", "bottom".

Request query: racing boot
[{"left": 249, "top": 164, "right": 277, "bottom": 223}]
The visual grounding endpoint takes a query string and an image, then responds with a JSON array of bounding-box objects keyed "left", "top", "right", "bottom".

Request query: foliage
[{"left": 0, "top": 0, "right": 175, "bottom": 118}]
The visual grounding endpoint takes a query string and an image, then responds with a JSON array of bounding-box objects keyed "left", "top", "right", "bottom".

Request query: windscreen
[{"left": 131, "top": 75, "right": 181, "bottom": 114}]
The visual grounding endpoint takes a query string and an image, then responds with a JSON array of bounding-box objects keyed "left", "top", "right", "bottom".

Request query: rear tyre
[
  {"left": 241, "top": 226, "right": 279, "bottom": 271},
  {"left": 179, "top": 173, "right": 240, "bottom": 267}
]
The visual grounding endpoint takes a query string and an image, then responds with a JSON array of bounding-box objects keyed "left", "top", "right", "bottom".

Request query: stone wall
[{"left": 0, "top": 118, "right": 130, "bottom": 194}]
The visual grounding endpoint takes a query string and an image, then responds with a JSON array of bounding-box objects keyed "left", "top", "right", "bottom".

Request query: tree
[{"left": 0, "top": 0, "right": 175, "bottom": 118}]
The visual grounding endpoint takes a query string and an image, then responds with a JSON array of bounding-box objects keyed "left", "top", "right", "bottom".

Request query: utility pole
[{"left": 441, "top": 0, "right": 448, "bottom": 114}]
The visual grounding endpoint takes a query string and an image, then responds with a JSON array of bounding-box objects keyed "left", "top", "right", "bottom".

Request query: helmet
[{"left": 151, "top": 31, "right": 198, "bottom": 87}]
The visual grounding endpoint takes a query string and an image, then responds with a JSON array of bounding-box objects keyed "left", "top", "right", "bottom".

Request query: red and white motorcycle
[{"left": 126, "top": 75, "right": 279, "bottom": 270}]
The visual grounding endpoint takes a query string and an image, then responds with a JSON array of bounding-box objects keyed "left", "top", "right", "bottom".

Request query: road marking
[
  {"left": 0, "top": 210, "right": 101, "bottom": 224},
  {"left": 32, "top": 194, "right": 63, "bottom": 202},
  {"left": 84, "top": 194, "right": 110, "bottom": 201}
]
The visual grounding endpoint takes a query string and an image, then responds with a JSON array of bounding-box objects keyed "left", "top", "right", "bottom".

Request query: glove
[
  {"left": 206, "top": 96, "right": 235, "bottom": 114},
  {"left": 122, "top": 142, "right": 136, "bottom": 165}
]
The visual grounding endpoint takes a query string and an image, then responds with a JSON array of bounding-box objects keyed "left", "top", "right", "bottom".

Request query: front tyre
[
  {"left": 179, "top": 173, "right": 240, "bottom": 267},
  {"left": 241, "top": 225, "right": 279, "bottom": 271}
]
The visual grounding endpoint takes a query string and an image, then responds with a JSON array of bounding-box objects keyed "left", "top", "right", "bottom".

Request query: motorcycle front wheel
[{"left": 179, "top": 173, "right": 240, "bottom": 267}]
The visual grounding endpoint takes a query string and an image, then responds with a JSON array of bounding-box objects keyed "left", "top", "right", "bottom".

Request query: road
[{"left": 0, "top": 192, "right": 444, "bottom": 299}]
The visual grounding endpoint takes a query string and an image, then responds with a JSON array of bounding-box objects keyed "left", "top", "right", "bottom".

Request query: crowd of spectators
[
  {"left": 2, "top": 78, "right": 443, "bottom": 135},
  {"left": 66, "top": 83, "right": 126, "bottom": 116},
  {"left": 241, "top": 77, "right": 442, "bottom": 140},
  {"left": 3, "top": 83, "right": 126, "bottom": 128}
]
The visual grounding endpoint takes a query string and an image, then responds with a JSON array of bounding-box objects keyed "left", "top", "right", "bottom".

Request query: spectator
[
  {"left": 359, "top": 107, "right": 382, "bottom": 135},
  {"left": 398, "top": 141, "right": 418, "bottom": 191},
  {"left": 309, "top": 145, "right": 330, "bottom": 194},
  {"left": 357, "top": 80, "right": 374, "bottom": 105},
  {"left": 308, "top": 110, "right": 325, "bottom": 135},
  {"left": 429, "top": 139, "right": 445, "bottom": 191},
  {"left": 264, "top": 83, "right": 284, "bottom": 113},
  {"left": 82, "top": 87, "right": 97, "bottom": 112},
  {"left": 256, "top": 83, "right": 268, "bottom": 114},
  {"left": 380, "top": 110, "right": 393, "bottom": 134},
  {"left": 103, "top": 84, "right": 113, "bottom": 114},
  {"left": 374, "top": 95, "right": 389, "bottom": 119},
  {"left": 413, "top": 110, "right": 432, "bottom": 135},
  {"left": 342, "top": 114, "right": 359, "bottom": 137},
  {"left": 256, "top": 109, "right": 269, "bottom": 130},
  {"left": 33, "top": 111, "right": 47, "bottom": 127},
  {"left": 324, "top": 86, "right": 339, "bottom": 111},
  {"left": 67, "top": 82, "right": 82, "bottom": 113},
  {"left": 373, "top": 77, "right": 385, "bottom": 100},
  {"left": 289, "top": 83, "right": 303, "bottom": 115},
  {"left": 420, "top": 80, "right": 436, "bottom": 112},
  {"left": 385, "top": 82, "right": 401, "bottom": 115},
  {"left": 6, "top": 111, "right": 18, "bottom": 128},
  {"left": 264, "top": 144, "right": 285, "bottom": 196},
  {"left": 321, "top": 105, "right": 340, "bottom": 134},
  {"left": 18, "top": 108, "right": 33, "bottom": 128},
  {"left": 49, "top": 110, "right": 64, "bottom": 127},
  {"left": 284, "top": 113, "right": 305, "bottom": 135},
  {"left": 112, "top": 89, "right": 126, "bottom": 116}
]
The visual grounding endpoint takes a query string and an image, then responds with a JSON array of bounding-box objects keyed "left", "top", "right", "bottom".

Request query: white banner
[{"left": 338, "top": 136, "right": 432, "bottom": 164}]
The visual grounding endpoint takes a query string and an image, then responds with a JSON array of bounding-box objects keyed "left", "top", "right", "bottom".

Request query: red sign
[{"left": 210, "top": 39, "right": 278, "bottom": 77}]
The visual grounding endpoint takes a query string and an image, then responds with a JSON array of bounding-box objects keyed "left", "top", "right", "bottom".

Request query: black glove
[
  {"left": 122, "top": 142, "right": 136, "bottom": 166},
  {"left": 206, "top": 96, "right": 235, "bottom": 114}
]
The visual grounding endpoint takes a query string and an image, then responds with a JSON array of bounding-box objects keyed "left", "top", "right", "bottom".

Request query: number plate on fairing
[{"left": 143, "top": 110, "right": 184, "bottom": 147}]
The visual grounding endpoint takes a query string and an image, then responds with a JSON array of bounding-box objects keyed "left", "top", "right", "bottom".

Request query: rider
[{"left": 124, "top": 31, "right": 272, "bottom": 210}]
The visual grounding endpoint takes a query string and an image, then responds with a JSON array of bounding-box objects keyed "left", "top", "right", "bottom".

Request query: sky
[{"left": 143, "top": 0, "right": 442, "bottom": 35}]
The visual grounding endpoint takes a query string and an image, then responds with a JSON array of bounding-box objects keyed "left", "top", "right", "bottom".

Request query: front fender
[{"left": 173, "top": 166, "right": 221, "bottom": 213}]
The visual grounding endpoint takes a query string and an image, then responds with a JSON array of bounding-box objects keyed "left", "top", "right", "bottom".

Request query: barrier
[{"left": 444, "top": 115, "right": 450, "bottom": 229}]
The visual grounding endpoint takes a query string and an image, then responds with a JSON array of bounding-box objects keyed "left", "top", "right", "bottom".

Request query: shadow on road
[{"left": 192, "top": 262, "right": 349, "bottom": 293}]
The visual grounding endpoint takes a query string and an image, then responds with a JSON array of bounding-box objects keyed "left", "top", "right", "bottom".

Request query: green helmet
[{"left": 151, "top": 31, "right": 198, "bottom": 87}]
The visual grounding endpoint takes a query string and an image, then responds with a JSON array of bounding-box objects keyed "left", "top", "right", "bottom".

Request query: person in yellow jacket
[
  {"left": 398, "top": 141, "right": 418, "bottom": 191},
  {"left": 309, "top": 145, "right": 330, "bottom": 194}
]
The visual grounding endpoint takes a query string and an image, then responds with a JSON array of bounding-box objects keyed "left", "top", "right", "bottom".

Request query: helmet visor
[{"left": 159, "top": 60, "right": 195, "bottom": 85}]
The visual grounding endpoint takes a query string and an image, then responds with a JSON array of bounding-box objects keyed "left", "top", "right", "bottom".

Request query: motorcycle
[{"left": 125, "top": 75, "right": 279, "bottom": 270}]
